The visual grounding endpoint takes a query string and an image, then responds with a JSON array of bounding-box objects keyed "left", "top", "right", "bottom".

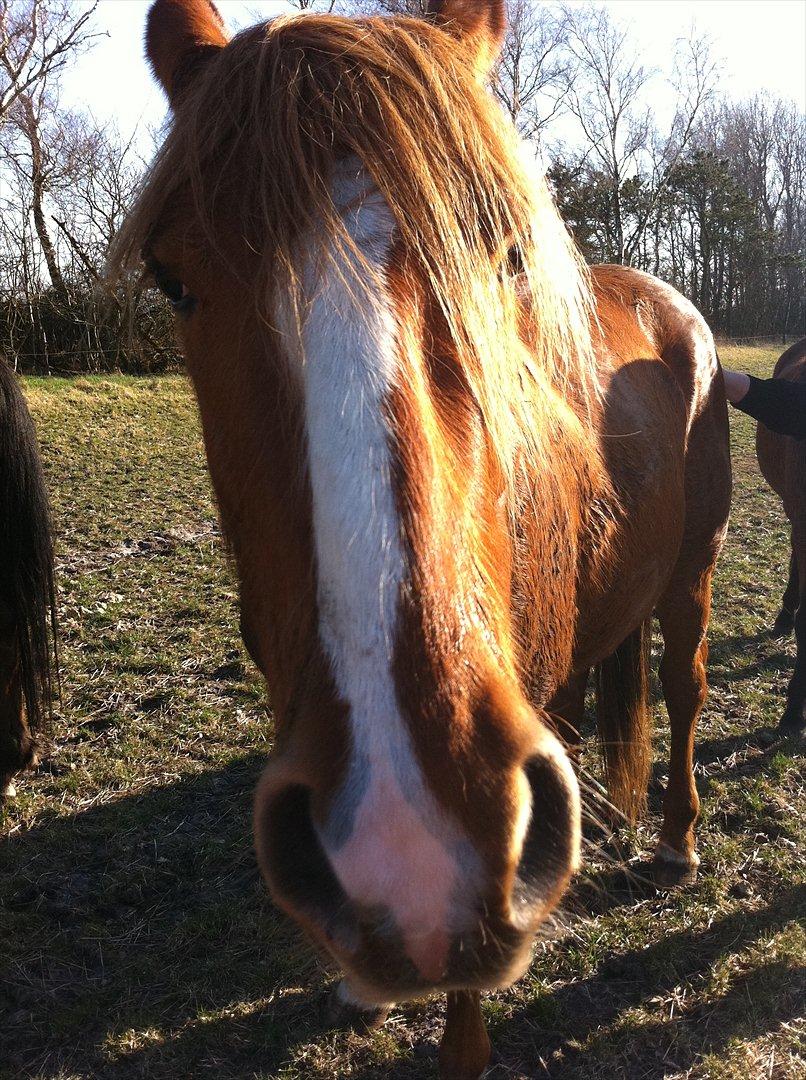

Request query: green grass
[{"left": 1, "top": 347, "right": 804, "bottom": 1079}]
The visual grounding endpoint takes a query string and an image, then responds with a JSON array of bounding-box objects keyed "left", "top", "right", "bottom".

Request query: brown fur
[
  {"left": 116, "top": 2, "right": 732, "bottom": 1075},
  {"left": 146, "top": 0, "right": 226, "bottom": 100},
  {"left": 756, "top": 337, "right": 806, "bottom": 734}
]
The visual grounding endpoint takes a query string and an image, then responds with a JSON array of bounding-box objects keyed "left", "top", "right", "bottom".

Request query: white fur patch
[
  {"left": 655, "top": 841, "right": 700, "bottom": 868},
  {"left": 336, "top": 976, "right": 392, "bottom": 1011},
  {"left": 290, "top": 159, "right": 474, "bottom": 981}
]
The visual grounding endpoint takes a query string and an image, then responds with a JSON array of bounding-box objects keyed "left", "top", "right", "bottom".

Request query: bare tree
[
  {"left": 3, "top": 82, "right": 70, "bottom": 292},
  {"left": 356, "top": 0, "right": 426, "bottom": 13},
  {"left": 561, "top": 4, "right": 651, "bottom": 263},
  {"left": 493, "top": 0, "right": 573, "bottom": 145},
  {"left": 625, "top": 33, "right": 720, "bottom": 265},
  {"left": 0, "top": 1, "right": 174, "bottom": 372},
  {"left": 289, "top": 0, "right": 339, "bottom": 9},
  {"left": 692, "top": 94, "right": 806, "bottom": 335},
  {"left": 0, "top": 0, "right": 99, "bottom": 128},
  {"left": 562, "top": 3, "right": 718, "bottom": 265}
]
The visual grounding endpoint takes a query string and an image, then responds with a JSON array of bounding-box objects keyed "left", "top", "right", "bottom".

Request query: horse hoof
[
  {"left": 0, "top": 778, "right": 16, "bottom": 801},
  {"left": 322, "top": 982, "right": 390, "bottom": 1032},
  {"left": 771, "top": 612, "right": 795, "bottom": 637},
  {"left": 438, "top": 1059, "right": 491, "bottom": 1080},
  {"left": 652, "top": 844, "right": 699, "bottom": 889},
  {"left": 777, "top": 715, "right": 805, "bottom": 740}
]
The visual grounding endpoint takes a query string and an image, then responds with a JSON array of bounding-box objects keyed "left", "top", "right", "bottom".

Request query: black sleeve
[{"left": 732, "top": 375, "right": 806, "bottom": 440}]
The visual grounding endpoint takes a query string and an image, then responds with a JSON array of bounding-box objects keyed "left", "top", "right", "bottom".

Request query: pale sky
[{"left": 60, "top": 0, "right": 806, "bottom": 146}]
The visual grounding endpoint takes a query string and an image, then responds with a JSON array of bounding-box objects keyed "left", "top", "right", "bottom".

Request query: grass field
[{"left": 2, "top": 344, "right": 804, "bottom": 1080}]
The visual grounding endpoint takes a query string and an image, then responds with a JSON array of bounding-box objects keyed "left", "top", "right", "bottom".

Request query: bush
[{"left": 0, "top": 281, "right": 179, "bottom": 375}]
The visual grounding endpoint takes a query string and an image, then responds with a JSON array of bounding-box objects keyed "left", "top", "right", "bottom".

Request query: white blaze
[{"left": 291, "top": 159, "right": 472, "bottom": 978}]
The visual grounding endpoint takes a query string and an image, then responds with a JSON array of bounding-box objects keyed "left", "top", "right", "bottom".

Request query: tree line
[
  {"left": 1, "top": 0, "right": 803, "bottom": 374},
  {"left": 1, "top": 0, "right": 180, "bottom": 373}
]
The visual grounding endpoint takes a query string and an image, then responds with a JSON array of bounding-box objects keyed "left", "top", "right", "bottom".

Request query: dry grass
[{"left": 1, "top": 345, "right": 804, "bottom": 1079}]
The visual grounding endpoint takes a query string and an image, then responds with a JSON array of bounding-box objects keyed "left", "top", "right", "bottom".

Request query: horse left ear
[
  {"left": 146, "top": 0, "right": 229, "bottom": 105},
  {"left": 426, "top": 0, "right": 506, "bottom": 78}
]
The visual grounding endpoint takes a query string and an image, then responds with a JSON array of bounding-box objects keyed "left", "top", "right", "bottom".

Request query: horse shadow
[
  {"left": 2, "top": 733, "right": 798, "bottom": 1075},
  {"left": 0, "top": 755, "right": 341, "bottom": 1080}
]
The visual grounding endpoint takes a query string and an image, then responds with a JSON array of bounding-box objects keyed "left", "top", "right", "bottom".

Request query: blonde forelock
[{"left": 110, "top": 12, "right": 600, "bottom": 496}]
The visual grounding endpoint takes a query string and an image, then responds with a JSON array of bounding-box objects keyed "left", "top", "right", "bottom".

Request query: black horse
[
  {"left": 0, "top": 359, "right": 56, "bottom": 799},
  {"left": 756, "top": 338, "right": 806, "bottom": 736}
]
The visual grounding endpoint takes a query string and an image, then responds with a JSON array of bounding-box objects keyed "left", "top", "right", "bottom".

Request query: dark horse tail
[
  {"left": 594, "top": 618, "right": 653, "bottom": 822},
  {"left": 0, "top": 359, "right": 56, "bottom": 735}
]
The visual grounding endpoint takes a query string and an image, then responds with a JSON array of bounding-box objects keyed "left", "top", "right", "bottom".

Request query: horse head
[{"left": 118, "top": 0, "right": 590, "bottom": 1005}]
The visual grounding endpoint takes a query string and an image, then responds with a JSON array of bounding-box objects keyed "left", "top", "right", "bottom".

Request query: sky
[{"left": 60, "top": 0, "right": 806, "bottom": 148}]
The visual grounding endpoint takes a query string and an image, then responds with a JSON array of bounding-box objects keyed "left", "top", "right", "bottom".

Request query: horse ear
[
  {"left": 146, "top": 0, "right": 229, "bottom": 104},
  {"left": 426, "top": 0, "right": 506, "bottom": 77}
]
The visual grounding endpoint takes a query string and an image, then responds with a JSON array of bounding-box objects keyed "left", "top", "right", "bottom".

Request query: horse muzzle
[{"left": 253, "top": 727, "right": 580, "bottom": 1001}]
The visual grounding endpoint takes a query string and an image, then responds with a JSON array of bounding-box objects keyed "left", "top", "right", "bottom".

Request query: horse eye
[
  {"left": 153, "top": 267, "right": 192, "bottom": 310},
  {"left": 507, "top": 245, "right": 525, "bottom": 275}
]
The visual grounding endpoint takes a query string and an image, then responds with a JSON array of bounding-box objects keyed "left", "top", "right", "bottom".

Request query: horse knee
[{"left": 659, "top": 652, "right": 707, "bottom": 718}]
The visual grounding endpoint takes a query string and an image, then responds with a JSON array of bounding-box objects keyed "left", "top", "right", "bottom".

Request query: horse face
[{"left": 139, "top": 0, "right": 581, "bottom": 1002}]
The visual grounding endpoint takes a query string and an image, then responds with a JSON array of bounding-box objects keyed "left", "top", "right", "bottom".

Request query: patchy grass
[{"left": 2, "top": 346, "right": 804, "bottom": 1080}]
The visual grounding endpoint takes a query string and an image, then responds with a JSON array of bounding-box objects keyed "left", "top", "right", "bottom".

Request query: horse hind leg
[
  {"left": 652, "top": 562, "right": 716, "bottom": 887},
  {"left": 0, "top": 710, "right": 39, "bottom": 799},
  {"left": 772, "top": 541, "right": 798, "bottom": 637}
]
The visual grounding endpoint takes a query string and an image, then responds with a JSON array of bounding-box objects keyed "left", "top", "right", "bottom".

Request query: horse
[
  {"left": 0, "top": 359, "right": 56, "bottom": 801},
  {"left": 756, "top": 337, "right": 806, "bottom": 737},
  {"left": 111, "top": 2, "right": 731, "bottom": 1075}
]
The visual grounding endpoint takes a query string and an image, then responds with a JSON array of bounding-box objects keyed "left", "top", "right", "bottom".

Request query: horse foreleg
[
  {"left": 653, "top": 566, "right": 714, "bottom": 887},
  {"left": 438, "top": 990, "right": 491, "bottom": 1080},
  {"left": 772, "top": 542, "right": 799, "bottom": 637},
  {"left": 779, "top": 525, "right": 806, "bottom": 736}
]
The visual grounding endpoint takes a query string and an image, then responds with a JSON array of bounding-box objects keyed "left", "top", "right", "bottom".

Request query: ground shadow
[
  {"left": 487, "top": 883, "right": 806, "bottom": 1079},
  {"left": 0, "top": 756, "right": 336, "bottom": 1079}
]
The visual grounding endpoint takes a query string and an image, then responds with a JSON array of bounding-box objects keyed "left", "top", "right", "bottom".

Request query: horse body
[
  {"left": 570, "top": 268, "right": 731, "bottom": 871},
  {"left": 756, "top": 337, "right": 806, "bottom": 734},
  {"left": 0, "top": 360, "right": 55, "bottom": 799},
  {"left": 116, "top": 2, "right": 731, "bottom": 1074},
  {"left": 505, "top": 264, "right": 730, "bottom": 689}
]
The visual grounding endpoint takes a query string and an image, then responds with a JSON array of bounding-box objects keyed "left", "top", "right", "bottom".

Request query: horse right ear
[
  {"left": 426, "top": 0, "right": 506, "bottom": 79},
  {"left": 146, "top": 0, "right": 229, "bottom": 105}
]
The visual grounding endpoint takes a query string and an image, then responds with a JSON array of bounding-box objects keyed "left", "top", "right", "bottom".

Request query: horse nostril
[
  {"left": 254, "top": 780, "right": 360, "bottom": 953},
  {"left": 511, "top": 746, "right": 580, "bottom": 928}
]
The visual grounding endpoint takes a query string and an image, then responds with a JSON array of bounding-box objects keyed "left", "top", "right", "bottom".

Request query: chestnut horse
[
  {"left": 0, "top": 359, "right": 56, "bottom": 800},
  {"left": 756, "top": 337, "right": 806, "bottom": 736},
  {"left": 112, "top": 1, "right": 731, "bottom": 1075}
]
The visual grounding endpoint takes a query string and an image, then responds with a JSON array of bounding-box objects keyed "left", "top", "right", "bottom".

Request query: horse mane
[
  {"left": 110, "top": 12, "right": 599, "bottom": 489},
  {"left": 0, "top": 359, "right": 57, "bottom": 734}
]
